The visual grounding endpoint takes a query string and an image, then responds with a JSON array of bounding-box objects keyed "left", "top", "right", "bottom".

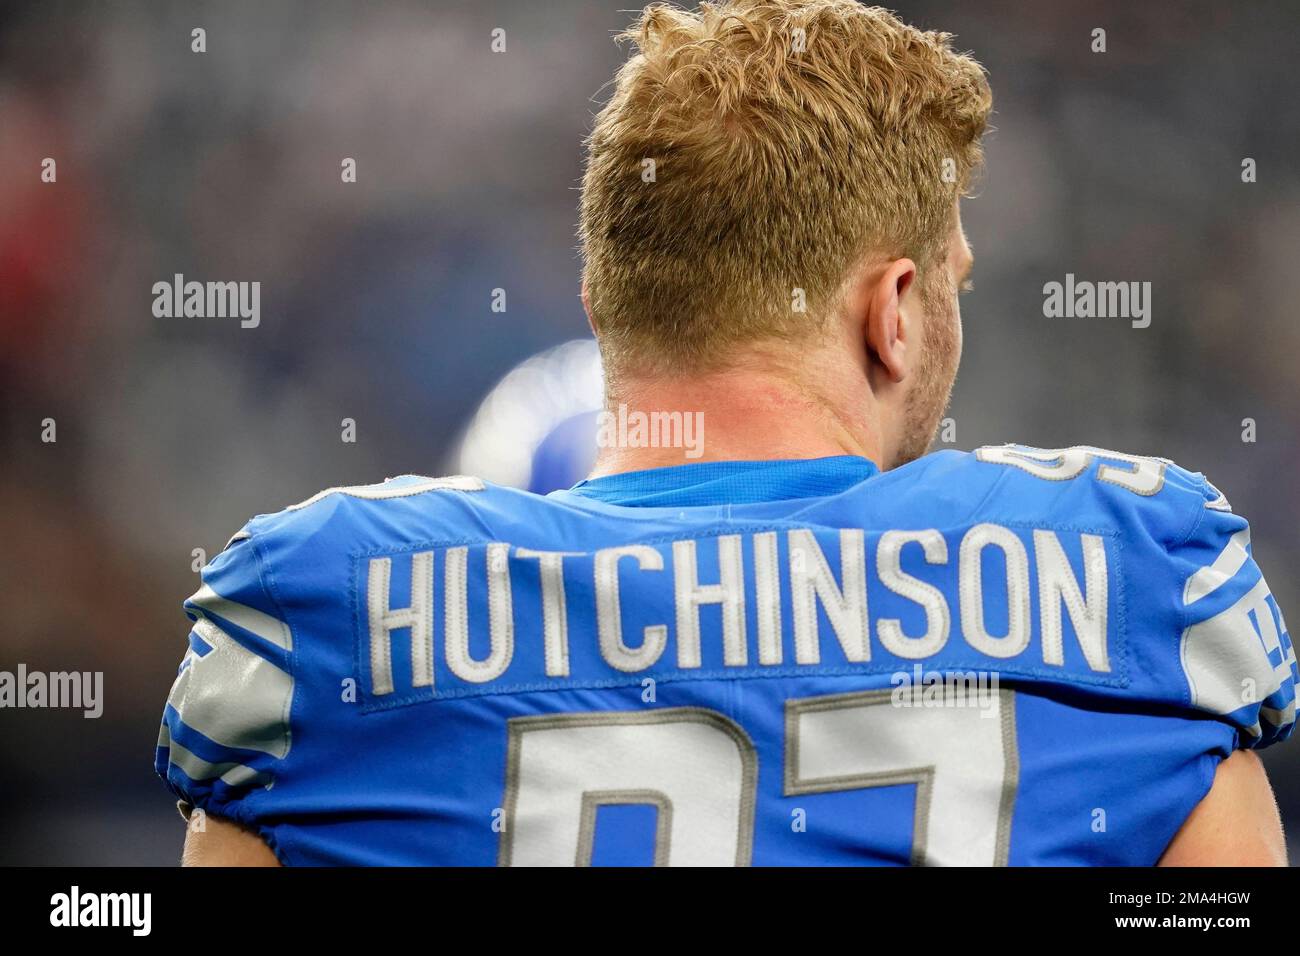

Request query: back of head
[{"left": 580, "top": 0, "right": 991, "bottom": 385}]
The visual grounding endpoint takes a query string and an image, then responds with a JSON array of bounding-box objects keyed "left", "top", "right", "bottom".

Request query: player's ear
[{"left": 865, "top": 257, "right": 916, "bottom": 383}]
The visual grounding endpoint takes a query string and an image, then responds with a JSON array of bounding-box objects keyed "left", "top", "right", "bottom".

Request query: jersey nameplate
[{"left": 352, "top": 522, "right": 1126, "bottom": 710}]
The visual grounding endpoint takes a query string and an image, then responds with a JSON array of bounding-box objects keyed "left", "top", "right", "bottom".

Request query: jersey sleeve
[
  {"left": 154, "top": 525, "right": 295, "bottom": 831},
  {"left": 1172, "top": 476, "right": 1295, "bottom": 749}
]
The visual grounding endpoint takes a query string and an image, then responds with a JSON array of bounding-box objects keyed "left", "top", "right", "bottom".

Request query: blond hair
[{"left": 580, "top": 0, "right": 991, "bottom": 381}]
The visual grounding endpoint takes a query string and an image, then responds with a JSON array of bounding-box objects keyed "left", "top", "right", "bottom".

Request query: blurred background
[{"left": 1, "top": 0, "right": 1297, "bottom": 864}]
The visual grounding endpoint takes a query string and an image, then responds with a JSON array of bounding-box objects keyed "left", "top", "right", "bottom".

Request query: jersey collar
[{"left": 559, "top": 456, "right": 879, "bottom": 508}]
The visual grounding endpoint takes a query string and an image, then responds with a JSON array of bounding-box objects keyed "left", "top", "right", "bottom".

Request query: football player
[{"left": 159, "top": 0, "right": 1293, "bottom": 865}]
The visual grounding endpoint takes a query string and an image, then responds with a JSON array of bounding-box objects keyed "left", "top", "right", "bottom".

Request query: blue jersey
[{"left": 155, "top": 447, "right": 1295, "bottom": 865}]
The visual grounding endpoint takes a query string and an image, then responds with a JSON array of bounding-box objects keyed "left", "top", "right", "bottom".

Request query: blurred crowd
[{"left": 2, "top": 0, "right": 1297, "bottom": 863}]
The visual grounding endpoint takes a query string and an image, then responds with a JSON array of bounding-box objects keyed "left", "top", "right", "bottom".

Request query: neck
[{"left": 588, "top": 360, "right": 884, "bottom": 478}]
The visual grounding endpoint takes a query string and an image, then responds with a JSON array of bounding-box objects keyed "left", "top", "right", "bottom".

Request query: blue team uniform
[{"left": 155, "top": 446, "right": 1295, "bottom": 865}]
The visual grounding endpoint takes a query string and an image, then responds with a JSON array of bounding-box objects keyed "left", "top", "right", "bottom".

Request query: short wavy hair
[{"left": 580, "top": 0, "right": 991, "bottom": 380}]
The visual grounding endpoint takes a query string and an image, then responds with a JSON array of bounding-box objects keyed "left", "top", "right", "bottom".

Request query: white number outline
[
  {"left": 784, "top": 688, "right": 1019, "bottom": 866},
  {"left": 499, "top": 692, "right": 1019, "bottom": 866},
  {"left": 975, "top": 444, "right": 1167, "bottom": 496},
  {"left": 498, "top": 707, "right": 758, "bottom": 866}
]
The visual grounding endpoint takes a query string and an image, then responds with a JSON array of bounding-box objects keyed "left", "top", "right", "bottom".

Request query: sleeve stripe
[
  {"left": 1180, "top": 577, "right": 1292, "bottom": 742},
  {"left": 223, "top": 529, "right": 253, "bottom": 549},
  {"left": 186, "top": 582, "right": 293, "bottom": 652},
  {"left": 1182, "top": 528, "right": 1251, "bottom": 606},
  {"left": 1180, "top": 592, "right": 1277, "bottom": 717},
  {"left": 1262, "top": 701, "right": 1296, "bottom": 731},
  {"left": 165, "top": 617, "right": 293, "bottom": 758},
  {"left": 164, "top": 736, "right": 271, "bottom": 789}
]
